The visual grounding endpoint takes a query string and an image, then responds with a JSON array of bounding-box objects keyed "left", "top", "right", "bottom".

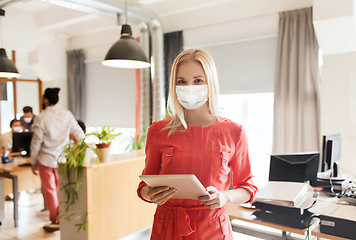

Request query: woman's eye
[
  {"left": 195, "top": 79, "right": 203, "bottom": 83},
  {"left": 177, "top": 80, "right": 186, "bottom": 84}
]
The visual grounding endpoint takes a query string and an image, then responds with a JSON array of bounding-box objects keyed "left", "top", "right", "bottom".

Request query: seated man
[
  {"left": 2, "top": 119, "right": 22, "bottom": 152},
  {"left": 20, "top": 106, "right": 36, "bottom": 131}
]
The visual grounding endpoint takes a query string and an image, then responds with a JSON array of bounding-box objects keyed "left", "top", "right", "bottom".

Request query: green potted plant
[
  {"left": 126, "top": 132, "right": 146, "bottom": 152},
  {"left": 88, "top": 126, "right": 122, "bottom": 162},
  {"left": 58, "top": 137, "right": 97, "bottom": 233}
]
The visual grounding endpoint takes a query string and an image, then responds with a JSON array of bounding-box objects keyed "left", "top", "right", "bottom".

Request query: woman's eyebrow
[{"left": 177, "top": 75, "right": 204, "bottom": 79}]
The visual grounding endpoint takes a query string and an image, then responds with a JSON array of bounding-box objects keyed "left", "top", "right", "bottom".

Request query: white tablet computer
[{"left": 139, "top": 174, "right": 209, "bottom": 200}]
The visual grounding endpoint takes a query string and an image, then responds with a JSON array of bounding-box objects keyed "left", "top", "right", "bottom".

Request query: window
[
  {"left": 219, "top": 93, "right": 274, "bottom": 188},
  {"left": 86, "top": 126, "right": 136, "bottom": 154}
]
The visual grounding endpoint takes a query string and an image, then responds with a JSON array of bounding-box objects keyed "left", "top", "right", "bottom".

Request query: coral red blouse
[{"left": 137, "top": 117, "right": 258, "bottom": 240}]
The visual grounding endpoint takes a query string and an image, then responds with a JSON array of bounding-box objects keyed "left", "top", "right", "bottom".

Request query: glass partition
[
  {"left": 1, "top": 81, "right": 15, "bottom": 133},
  {"left": 0, "top": 79, "right": 41, "bottom": 134}
]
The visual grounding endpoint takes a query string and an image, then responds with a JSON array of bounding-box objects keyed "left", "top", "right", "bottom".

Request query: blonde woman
[{"left": 137, "top": 49, "right": 258, "bottom": 239}]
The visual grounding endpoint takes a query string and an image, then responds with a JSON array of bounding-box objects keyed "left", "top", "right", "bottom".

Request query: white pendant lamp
[
  {"left": 102, "top": 1, "right": 150, "bottom": 69},
  {"left": 0, "top": 9, "right": 20, "bottom": 78}
]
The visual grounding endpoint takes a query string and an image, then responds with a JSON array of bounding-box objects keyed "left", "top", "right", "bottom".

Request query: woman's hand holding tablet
[
  {"left": 141, "top": 185, "right": 177, "bottom": 205},
  {"left": 139, "top": 174, "right": 209, "bottom": 200}
]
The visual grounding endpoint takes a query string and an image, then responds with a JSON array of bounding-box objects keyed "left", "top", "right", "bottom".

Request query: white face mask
[
  {"left": 12, "top": 126, "right": 22, "bottom": 132},
  {"left": 23, "top": 117, "right": 32, "bottom": 123},
  {"left": 176, "top": 85, "right": 208, "bottom": 110}
]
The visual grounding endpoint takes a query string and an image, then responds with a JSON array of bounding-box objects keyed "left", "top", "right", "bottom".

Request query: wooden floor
[
  {"left": 0, "top": 192, "right": 262, "bottom": 240},
  {"left": 0, "top": 191, "right": 60, "bottom": 240}
]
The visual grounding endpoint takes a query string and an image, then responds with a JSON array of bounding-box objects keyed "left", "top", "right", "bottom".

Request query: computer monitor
[
  {"left": 321, "top": 133, "right": 342, "bottom": 177},
  {"left": 269, "top": 152, "right": 320, "bottom": 186},
  {"left": 12, "top": 132, "right": 33, "bottom": 157}
]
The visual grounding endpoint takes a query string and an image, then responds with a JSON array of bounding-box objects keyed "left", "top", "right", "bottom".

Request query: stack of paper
[{"left": 254, "top": 181, "right": 314, "bottom": 209}]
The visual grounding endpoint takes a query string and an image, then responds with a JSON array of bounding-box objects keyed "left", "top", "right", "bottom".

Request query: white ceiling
[
  {"left": 0, "top": 0, "right": 315, "bottom": 78},
  {"left": 0, "top": 0, "right": 221, "bottom": 44},
  {"left": 2, "top": 0, "right": 352, "bottom": 85},
  {"left": 0, "top": 0, "right": 51, "bottom": 11},
  {"left": 0, "top": 0, "right": 313, "bottom": 40}
]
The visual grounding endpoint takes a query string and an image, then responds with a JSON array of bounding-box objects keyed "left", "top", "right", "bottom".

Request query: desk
[
  {"left": 226, "top": 202, "right": 355, "bottom": 240},
  {"left": 225, "top": 204, "right": 315, "bottom": 240},
  {"left": 0, "top": 157, "right": 41, "bottom": 227}
]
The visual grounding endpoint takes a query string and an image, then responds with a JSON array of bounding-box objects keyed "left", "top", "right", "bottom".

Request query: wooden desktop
[
  {"left": 0, "top": 156, "right": 41, "bottom": 227},
  {"left": 225, "top": 204, "right": 314, "bottom": 240},
  {"left": 225, "top": 197, "right": 353, "bottom": 240},
  {"left": 1, "top": 157, "right": 41, "bottom": 195}
]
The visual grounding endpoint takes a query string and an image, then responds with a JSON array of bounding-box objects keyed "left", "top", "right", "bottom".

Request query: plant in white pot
[
  {"left": 58, "top": 137, "right": 97, "bottom": 233},
  {"left": 88, "top": 126, "right": 122, "bottom": 162}
]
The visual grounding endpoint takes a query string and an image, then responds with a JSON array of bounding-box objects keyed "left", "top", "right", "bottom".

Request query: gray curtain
[
  {"left": 164, "top": 31, "right": 183, "bottom": 106},
  {"left": 273, "top": 7, "right": 320, "bottom": 154},
  {"left": 67, "top": 49, "right": 86, "bottom": 122}
]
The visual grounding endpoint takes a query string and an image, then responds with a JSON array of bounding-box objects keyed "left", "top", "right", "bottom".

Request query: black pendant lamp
[
  {"left": 0, "top": 9, "right": 20, "bottom": 78},
  {"left": 102, "top": 1, "right": 150, "bottom": 69}
]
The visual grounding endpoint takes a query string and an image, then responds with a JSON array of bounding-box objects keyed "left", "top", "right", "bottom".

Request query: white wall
[
  {"left": 313, "top": 0, "right": 356, "bottom": 176},
  {"left": 320, "top": 53, "right": 356, "bottom": 176},
  {"left": 42, "top": 80, "right": 68, "bottom": 111},
  {"left": 202, "top": 37, "right": 277, "bottom": 94},
  {"left": 4, "top": 7, "right": 55, "bottom": 51},
  {"left": 29, "top": 35, "right": 68, "bottom": 82},
  {"left": 16, "top": 81, "right": 39, "bottom": 116},
  {"left": 15, "top": 50, "right": 38, "bottom": 80},
  {"left": 313, "top": 0, "right": 356, "bottom": 55},
  {"left": 184, "top": 14, "right": 279, "bottom": 49},
  {"left": 155, "top": 0, "right": 313, "bottom": 35},
  {"left": 85, "top": 61, "right": 136, "bottom": 128}
]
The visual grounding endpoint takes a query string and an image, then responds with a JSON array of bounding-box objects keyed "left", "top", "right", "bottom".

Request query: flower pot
[
  {"left": 96, "top": 143, "right": 111, "bottom": 162},
  {"left": 83, "top": 148, "right": 94, "bottom": 164}
]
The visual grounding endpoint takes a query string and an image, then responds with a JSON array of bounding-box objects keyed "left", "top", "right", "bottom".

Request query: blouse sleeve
[
  {"left": 137, "top": 122, "right": 162, "bottom": 203},
  {"left": 230, "top": 126, "right": 258, "bottom": 203}
]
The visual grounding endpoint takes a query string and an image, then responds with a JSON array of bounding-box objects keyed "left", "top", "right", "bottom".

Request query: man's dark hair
[
  {"left": 77, "top": 120, "right": 86, "bottom": 133},
  {"left": 10, "top": 118, "right": 20, "bottom": 128},
  {"left": 44, "top": 88, "right": 60, "bottom": 105},
  {"left": 23, "top": 106, "right": 33, "bottom": 113}
]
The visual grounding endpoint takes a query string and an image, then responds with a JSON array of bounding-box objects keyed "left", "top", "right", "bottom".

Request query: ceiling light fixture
[
  {"left": 0, "top": 8, "right": 20, "bottom": 78},
  {"left": 102, "top": 0, "right": 150, "bottom": 69}
]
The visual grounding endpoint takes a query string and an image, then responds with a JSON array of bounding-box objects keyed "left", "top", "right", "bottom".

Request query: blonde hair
[{"left": 166, "top": 49, "right": 220, "bottom": 136}]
